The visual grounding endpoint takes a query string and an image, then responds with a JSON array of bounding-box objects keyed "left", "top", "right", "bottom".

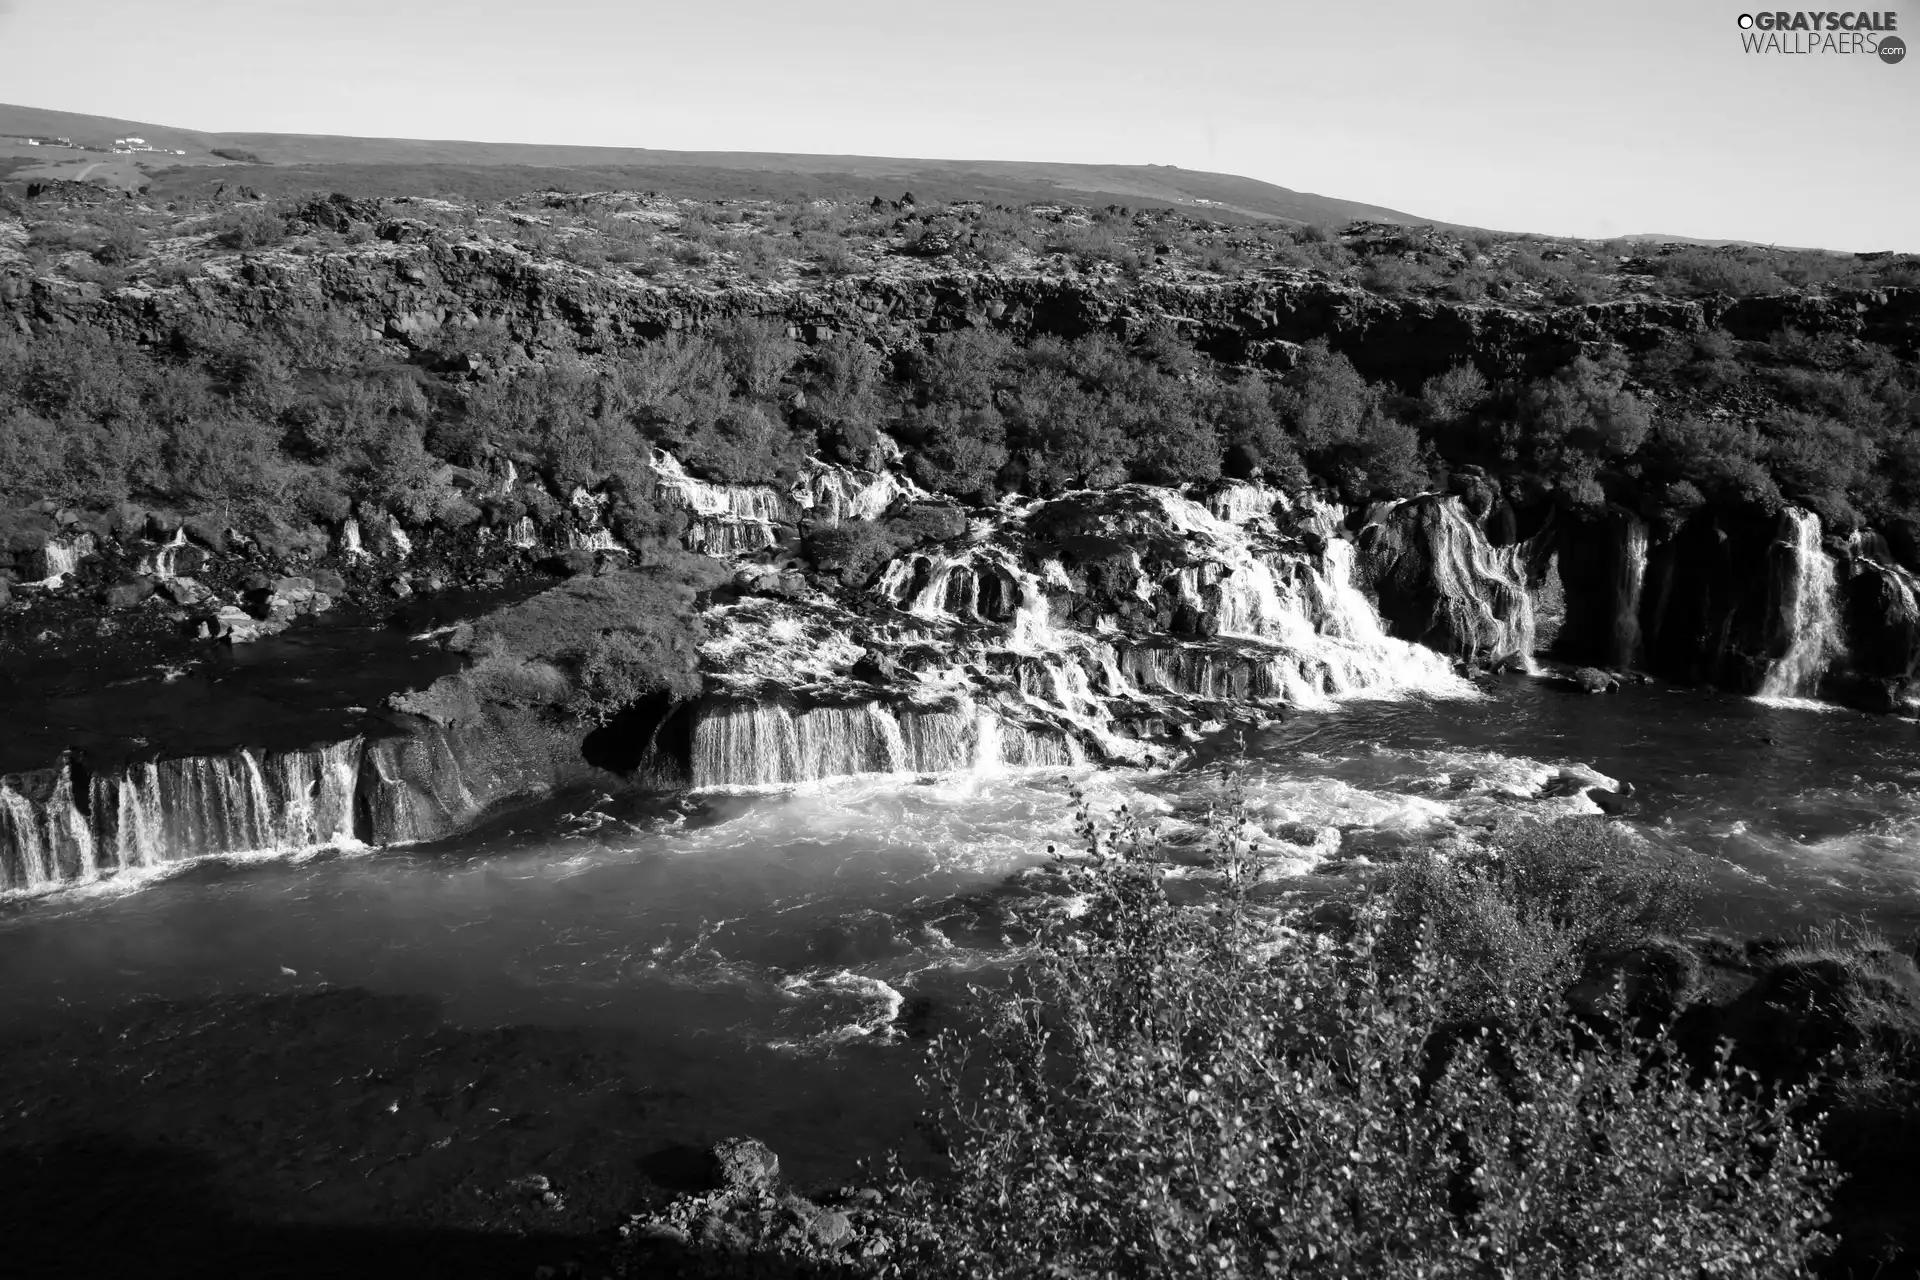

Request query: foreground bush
[
  {"left": 453, "top": 555, "right": 729, "bottom": 721},
  {"left": 886, "top": 815, "right": 1835, "bottom": 1279},
  {"left": 1378, "top": 816, "right": 1704, "bottom": 1019}
]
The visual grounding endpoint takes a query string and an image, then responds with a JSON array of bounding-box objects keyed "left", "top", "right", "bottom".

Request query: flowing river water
[
  {"left": 3, "top": 476, "right": 1917, "bottom": 1273},
  {"left": 4, "top": 673, "right": 1920, "bottom": 1277}
]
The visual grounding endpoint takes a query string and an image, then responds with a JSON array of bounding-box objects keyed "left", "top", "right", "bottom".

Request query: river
[{"left": 1, "top": 674, "right": 1916, "bottom": 1275}]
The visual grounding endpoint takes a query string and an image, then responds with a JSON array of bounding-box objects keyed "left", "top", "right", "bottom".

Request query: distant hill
[
  {"left": 0, "top": 101, "right": 1438, "bottom": 226},
  {"left": 1617, "top": 232, "right": 1851, "bottom": 255}
]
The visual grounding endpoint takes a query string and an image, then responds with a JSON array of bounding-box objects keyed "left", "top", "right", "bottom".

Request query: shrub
[
  {"left": 1519, "top": 353, "right": 1653, "bottom": 461},
  {"left": 91, "top": 219, "right": 146, "bottom": 265},
  {"left": 1660, "top": 248, "right": 1788, "bottom": 297},
  {"left": 145, "top": 258, "right": 204, "bottom": 287},
  {"left": 461, "top": 558, "right": 728, "bottom": 721},
  {"left": 1421, "top": 363, "right": 1490, "bottom": 425},
  {"left": 1276, "top": 340, "right": 1432, "bottom": 500},
  {"left": 890, "top": 810, "right": 1834, "bottom": 1279},
  {"left": 806, "top": 519, "right": 911, "bottom": 587},
  {"left": 1378, "top": 815, "right": 1704, "bottom": 1018},
  {"left": 1361, "top": 255, "right": 1444, "bottom": 296},
  {"left": 213, "top": 205, "right": 289, "bottom": 250}
]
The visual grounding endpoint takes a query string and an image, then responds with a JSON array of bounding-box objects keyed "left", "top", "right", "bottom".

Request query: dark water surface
[{"left": 3, "top": 673, "right": 1918, "bottom": 1275}]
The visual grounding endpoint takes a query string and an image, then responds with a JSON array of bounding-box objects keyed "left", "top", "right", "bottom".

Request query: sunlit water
[{"left": 4, "top": 673, "right": 1920, "bottom": 1202}]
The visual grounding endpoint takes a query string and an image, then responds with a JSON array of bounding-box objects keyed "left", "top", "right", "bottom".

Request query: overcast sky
[{"left": 1, "top": 0, "right": 1913, "bottom": 249}]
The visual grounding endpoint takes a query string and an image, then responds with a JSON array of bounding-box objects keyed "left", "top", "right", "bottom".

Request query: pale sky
[{"left": 0, "top": 0, "right": 1914, "bottom": 249}]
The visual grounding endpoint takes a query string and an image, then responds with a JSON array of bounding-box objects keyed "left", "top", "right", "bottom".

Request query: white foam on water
[
  {"left": 768, "top": 971, "right": 908, "bottom": 1050},
  {"left": 1751, "top": 694, "right": 1845, "bottom": 714}
]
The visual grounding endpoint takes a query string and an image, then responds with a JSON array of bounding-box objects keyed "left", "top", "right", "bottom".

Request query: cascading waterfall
[
  {"left": 0, "top": 781, "right": 54, "bottom": 891},
  {"left": 798, "top": 462, "right": 924, "bottom": 525},
  {"left": 338, "top": 517, "right": 368, "bottom": 560},
  {"left": 0, "top": 740, "right": 391, "bottom": 894},
  {"left": 1758, "top": 509, "right": 1846, "bottom": 700},
  {"left": 685, "top": 693, "right": 1086, "bottom": 790},
  {"left": 1613, "top": 515, "right": 1649, "bottom": 671},
  {"left": 1205, "top": 481, "right": 1288, "bottom": 527},
  {"left": 35, "top": 532, "right": 96, "bottom": 586},
  {"left": 696, "top": 482, "right": 1477, "bottom": 789},
  {"left": 140, "top": 528, "right": 190, "bottom": 578},
  {"left": 387, "top": 515, "right": 414, "bottom": 558},
  {"left": 1360, "top": 496, "right": 1538, "bottom": 670},
  {"left": 566, "top": 527, "right": 623, "bottom": 554},
  {"left": 650, "top": 450, "right": 790, "bottom": 557},
  {"left": 1422, "top": 500, "right": 1537, "bottom": 669},
  {"left": 3, "top": 456, "right": 1512, "bottom": 879},
  {"left": 650, "top": 450, "right": 931, "bottom": 559}
]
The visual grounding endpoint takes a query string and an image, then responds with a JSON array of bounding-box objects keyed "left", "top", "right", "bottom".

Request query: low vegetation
[
  {"left": 885, "top": 811, "right": 1837, "bottom": 1278},
  {"left": 2, "top": 185, "right": 1918, "bottom": 572},
  {"left": 453, "top": 555, "right": 731, "bottom": 721},
  {"left": 617, "top": 811, "right": 1920, "bottom": 1278}
]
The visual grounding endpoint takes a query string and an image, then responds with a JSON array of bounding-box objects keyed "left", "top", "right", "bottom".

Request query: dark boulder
[
  {"left": 183, "top": 515, "right": 227, "bottom": 553},
  {"left": 101, "top": 578, "right": 156, "bottom": 609},
  {"left": 1570, "top": 667, "right": 1620, "bottom": 694},
  {"left": 1587, "top": 785, "right": 1639, "bottom": 816},
  {"left": 1715, "top": 947, "right": 1920, "bottom": 1082},
  {"left": 543, "top": 550, "right": 596, "bottom": 578},
  {"left": 850, "top": 652, "right": 901, "bottom": 685}
]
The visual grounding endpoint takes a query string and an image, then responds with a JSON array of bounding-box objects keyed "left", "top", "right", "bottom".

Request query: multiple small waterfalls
[
  {"left": 0, "top": 444, "right": 1906, "bottom": 895},
  {"left": 0, "top": 708, "right": 593, "bottom": 893},
  {"left": 1, "top": 744, "right": 361, "bottom": 892}
]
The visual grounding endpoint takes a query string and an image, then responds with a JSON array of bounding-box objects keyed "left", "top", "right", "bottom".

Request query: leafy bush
[
  {"left": 212, "top": 205, "right": 289, "bottom": 250},
  {"left": 460, "top": 556, "right": 729, "bottom": 721},
  {"left": 806, "top": 519, "right": 912, "bottom": 587},
  {"left": 1276, "top": 340, "right": 1431, "bottom": 500},
  {"left": 889, "top": 812, "right": 1835, "bottom": 1279},
  {"left": 1360, "top": 255, "right": 1445, "bottom": 296},
  {"left": 1660, "top": 248, "right": 1788, "bottom": 297},
  {"left": 1378, "top": 815, "right": 1704, "bottom": 1018}
]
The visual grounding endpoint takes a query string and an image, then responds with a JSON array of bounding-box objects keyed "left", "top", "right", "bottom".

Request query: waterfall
[
  {"left": 508, "top": 516, "right": 538, "bottom": 550},
  {"left": 1758, "top": 509, "right": 1845, "bottom": 700},
  {"left": 900, "top": 708, "right": 989, "bottom": 775},
  {"left": 35, "top": 532, "right": 96, "bottom": 586},
  {"left": 684, "top": 518, "right": 778, "bottom": 557},
  {"left": 566, "top": 527, "right": 623, "bottom": 554},
  {"left": 338, "top": 517, "right": 368, "bottom": 560},
  {"left": 0, "top": 781, "right": 54, "bottom": 891},
  {"left": 650, "top": 451, "right": 791, "bottom": 523},
  {"left": 1205, "top": 481, "right": 1287, "bottom": 526},
  {"left": 140, "top": 528, "right": 190, "bottom": 578},
  {"left": 649, "top": 449, "right": 931, "bottom": 558},
  {"left": 688, "top": 697, "right": 1085, "bottom": 790},
  {"left": 1613, "top": 515, "right": 1648, "bottom": 671},
  {"left": 693, "top": 701, "right": 905, "bottom": 789},
  {"left": 798, "top": 460, "right": 924, "bottom": 525},
  {"left": 387, "top": 515, "right": 414, "bottom": 558},
  {"left": 1360, "top": 496, "right": 1538, "bottom": 670},
  {"left": 2, "top": 741, "right": 365, "bottom": 893}
]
